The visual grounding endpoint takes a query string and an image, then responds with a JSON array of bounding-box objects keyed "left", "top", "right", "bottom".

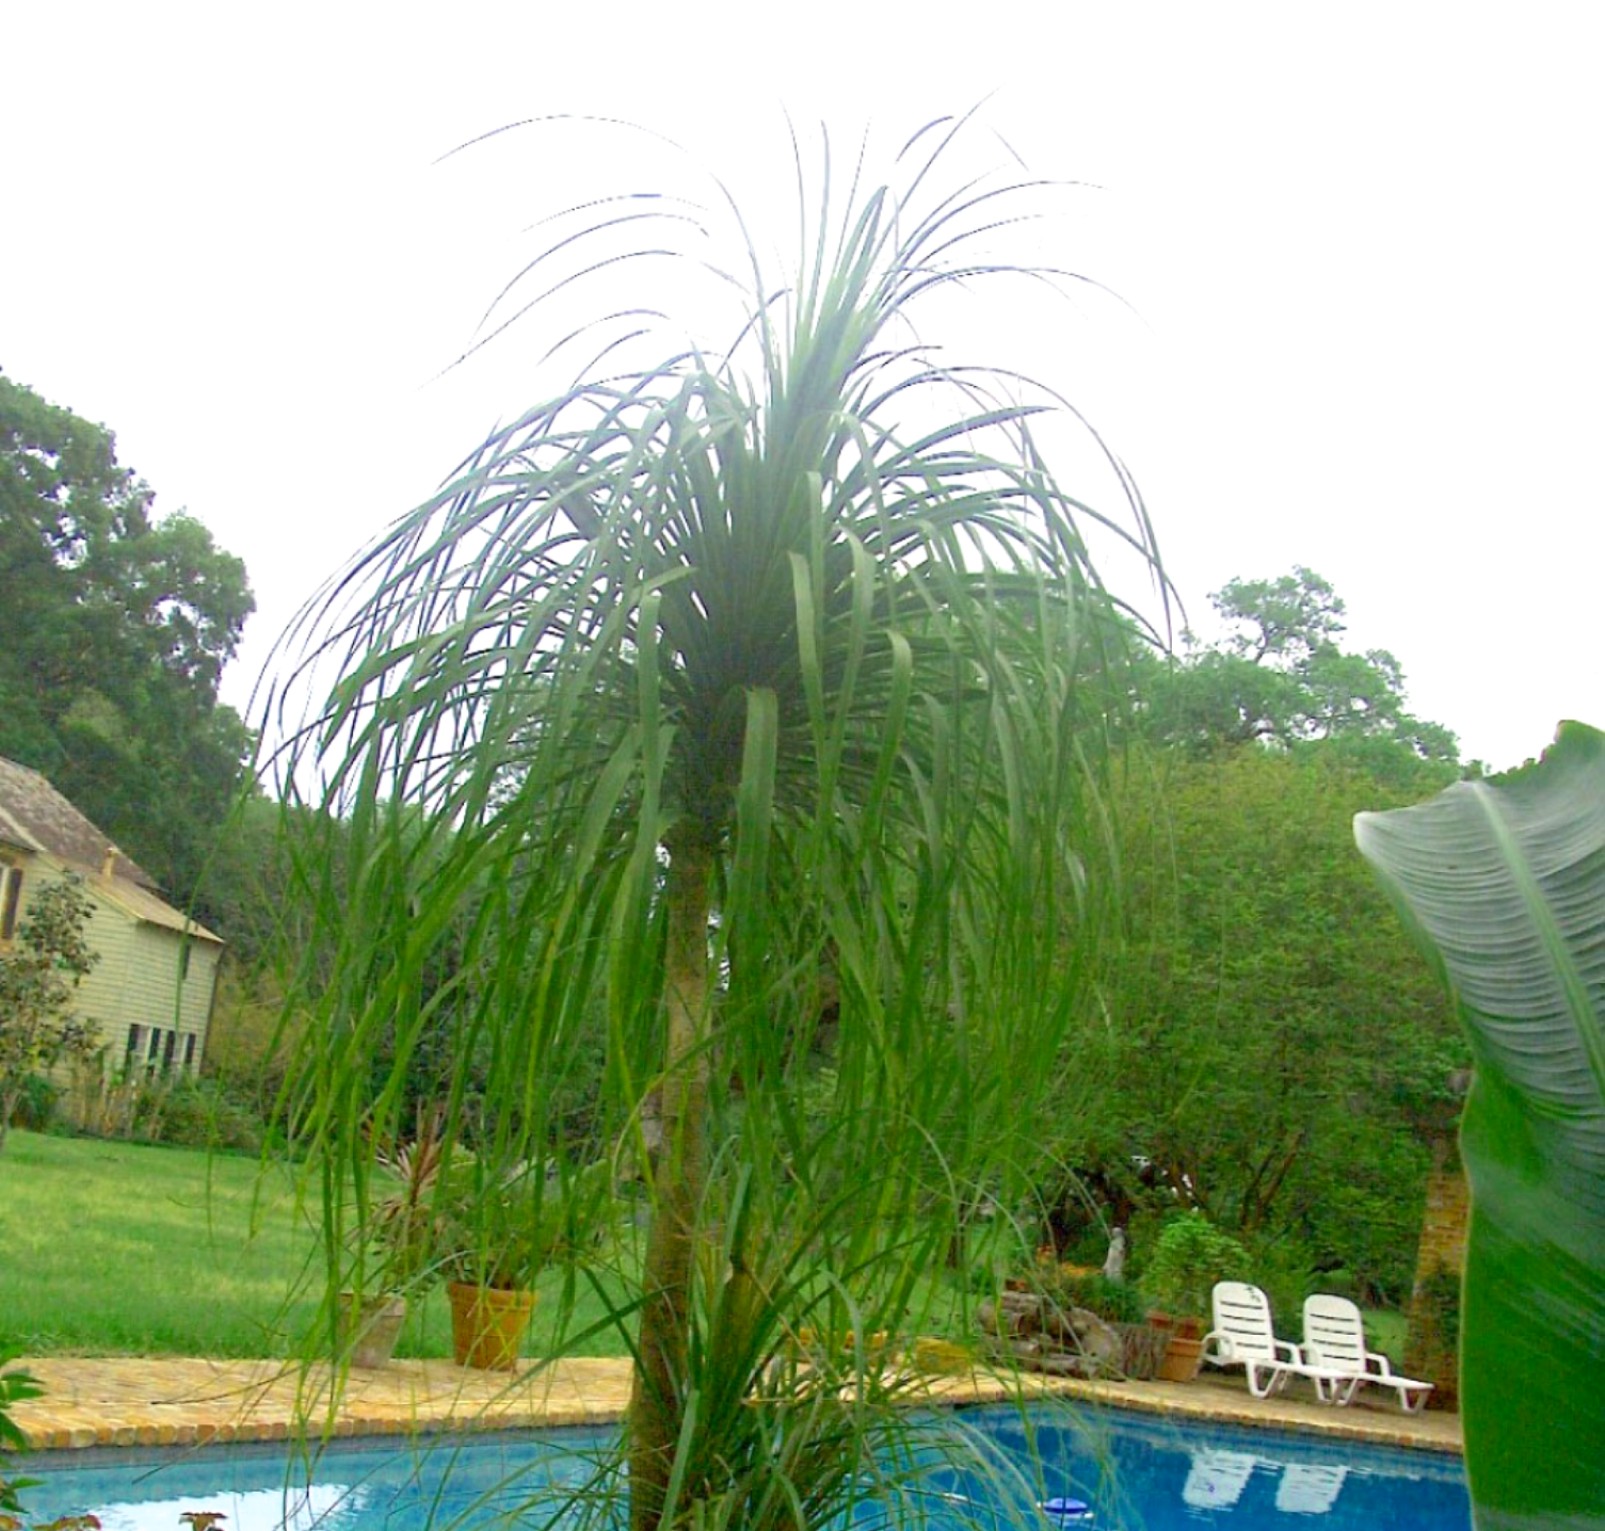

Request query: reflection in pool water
[
  {"left": 23, "top": 1403, "right": 1469, "bottom": 1531},
  {"left": 928, "top": 1408, "right": 1468, "bottom": 1529}
]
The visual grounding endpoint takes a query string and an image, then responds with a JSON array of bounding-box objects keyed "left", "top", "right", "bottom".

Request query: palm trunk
[{"left": 629, "top": 831, "right": 713, "bottom": 1531}]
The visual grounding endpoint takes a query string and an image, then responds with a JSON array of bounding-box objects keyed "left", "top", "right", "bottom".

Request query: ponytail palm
[{"left": 279, "top": 121, "right": 1153, "bottom": 1531}]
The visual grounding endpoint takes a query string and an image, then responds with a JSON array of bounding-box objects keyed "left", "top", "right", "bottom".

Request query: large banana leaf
[{"left": 1354, "top": 721, "right": 1605, "bottom": 1530}]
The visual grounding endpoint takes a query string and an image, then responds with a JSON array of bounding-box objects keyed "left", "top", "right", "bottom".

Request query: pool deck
[{"left": 9, "top": 1355, "right": 1461, "bottom": 1460}]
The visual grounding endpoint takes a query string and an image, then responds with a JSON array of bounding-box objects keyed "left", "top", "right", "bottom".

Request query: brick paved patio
[{"left": 8, "top": 1356, "right": 1461, "bottom": 1458}]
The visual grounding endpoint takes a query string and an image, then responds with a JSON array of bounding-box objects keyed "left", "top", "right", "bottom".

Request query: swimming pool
[{"left": 22, "top": 1403, "right": 1469, "bottom": 1531}]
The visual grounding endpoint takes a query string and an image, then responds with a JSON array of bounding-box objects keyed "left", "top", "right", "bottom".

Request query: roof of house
[
  {"left": 96, "top": 876, "right": 223, "bottom": 944},
  {"left": 0, "top": 756, "right": 222, "bottom": 944}
]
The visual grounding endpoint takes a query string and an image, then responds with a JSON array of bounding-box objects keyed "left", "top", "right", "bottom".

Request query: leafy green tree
[
  {"left": 1137, "top": 567, "right": 1460, "bottom": 767},
  {"left": 0, "top": 874, "right": 98, "bottom": 1152},
  {"left": 279, "top": 124, "right": 1147, "bottom": 1531},
  {"left": 191, "top": 795, "right": 334, "bottom": 1107},
  {"left": 1052, "top": 741, "right": 1467, "bottom": 1298},
  {"left": 1037, "top": 569, "right": 1471, "bottom": 1294},
  {"left": 0, "top": 372, "right": 255, "bottom": 907},
  {"left": 190, "top": 796, "right": 292, "bottom": 971}
]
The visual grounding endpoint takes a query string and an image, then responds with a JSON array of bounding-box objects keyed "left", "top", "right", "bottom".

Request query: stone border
[{"left": 9, "top": 1356, "right": 1461, "bottom": 1460}]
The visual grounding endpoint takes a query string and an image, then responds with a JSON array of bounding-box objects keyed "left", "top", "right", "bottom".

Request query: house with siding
[{"left": 0, "top": 756, "right": 222, "bottom": 1076}]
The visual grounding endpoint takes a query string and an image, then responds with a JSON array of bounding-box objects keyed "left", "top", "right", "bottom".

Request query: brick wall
[{"left": 1405, "top": 1135, "right": 1467, "bottom": 1408}]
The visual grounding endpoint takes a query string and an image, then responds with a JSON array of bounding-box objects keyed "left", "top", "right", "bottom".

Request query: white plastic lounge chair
[
  {"left": 1202, "top": 1283, "right": 1357, "bottom": 1403},
  {"left": 1274, "top": 1463, "right": 1348, "bottom": 1514},
  {"left": 1182, "top": 1448, "right": 1260, "bottom": 1510},
  {"left": 1200, "top": 1282, "right": 1306, "bottom": 1398},
  {"left": 1300, "top": 1294, "right": 1433, "bottom": 1412}
]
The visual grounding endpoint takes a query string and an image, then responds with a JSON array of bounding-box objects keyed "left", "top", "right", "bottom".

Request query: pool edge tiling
[{"left": 8, "top": 1356, "right": 1462, "bottom": 1461}]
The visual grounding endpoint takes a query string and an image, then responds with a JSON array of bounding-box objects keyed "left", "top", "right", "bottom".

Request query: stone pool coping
[{"left": 9, "top": 1356, "right": 1461, "bottom": 1460}]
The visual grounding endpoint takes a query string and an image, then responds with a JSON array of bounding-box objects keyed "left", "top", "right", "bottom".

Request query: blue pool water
[
  {"left": 22, "top": 1404, "right": 1469, "bottom": 1531},
  {"left": 929, "top": 1407, "right": 1468, "bottom": 1529}
]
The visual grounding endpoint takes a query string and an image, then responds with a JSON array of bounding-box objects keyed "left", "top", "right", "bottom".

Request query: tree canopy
[
  {"left": 1075, "top": 741, "right": 1467, "bottom": 1297},
  {"left": 0, "top": 372, "right": 254, "bottom": 907},
  {"left": 1135, "top": 566, "right": 1461, "bottom": 771},
  {"left": 1035, "top": 570, "right": 1470, "bottom": 1302}
]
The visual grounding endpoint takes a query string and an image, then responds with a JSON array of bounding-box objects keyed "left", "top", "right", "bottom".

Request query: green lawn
[
  {"left": 1363, "top": 1306, "right": 1409, "bottom": 1369},
  {"left": 0, "top": 1130, "right": 1410, "bottom": 1370},
  {"left": 0, "top": 1130, "right": 633, "bottom": 1359}
]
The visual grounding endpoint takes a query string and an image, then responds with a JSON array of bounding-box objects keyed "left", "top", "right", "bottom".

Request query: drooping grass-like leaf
[{"left": 1355, "top": 721, "right": 1605, "bottom": 1530}]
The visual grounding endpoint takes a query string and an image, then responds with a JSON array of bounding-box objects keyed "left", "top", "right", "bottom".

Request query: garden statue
[{"left": 1103, "top": 1227, "right": 1127, "bottom": 1283}]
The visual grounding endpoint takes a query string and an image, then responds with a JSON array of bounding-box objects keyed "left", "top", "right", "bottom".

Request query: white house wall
[
  {"left": 2, "top": 757, "right": 226, "bottom": 1083},
  {"left": 7, "top": 858, "right": 220, "bottom": 1077},
  {"left": 77, "top": 886, "right": 219, "bottom": 1073}
]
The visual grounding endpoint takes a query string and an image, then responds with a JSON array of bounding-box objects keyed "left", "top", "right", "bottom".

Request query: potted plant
[
  {"left": 340, "top": 1112, "right": 447, "bottom": 1367},
  {"left": 1142, "top": 1212, "right": 1252, "bottom": 1382},
  {"left": 437, "top": 1154, "right": 606, "bottom": 1371}
]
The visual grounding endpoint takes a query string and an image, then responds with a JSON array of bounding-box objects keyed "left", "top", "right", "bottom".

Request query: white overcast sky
[{"left": 3, "top": 3, "right": 1600, "bottom": 772}]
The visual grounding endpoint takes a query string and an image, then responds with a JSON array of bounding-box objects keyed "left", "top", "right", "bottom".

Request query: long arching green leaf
[{"left": 1355, "top": 721, "right": 1605, "bottom": 1530}]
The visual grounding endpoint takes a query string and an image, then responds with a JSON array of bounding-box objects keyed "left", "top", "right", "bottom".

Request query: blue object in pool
[{"left": 1040, "top": 1495, "right": 1092, "bottom": 1521}]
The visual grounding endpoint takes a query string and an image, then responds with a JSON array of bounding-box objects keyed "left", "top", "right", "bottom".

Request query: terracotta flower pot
[
  {"left": 448, "top": 1281, "right": 536, "bottom": 1371},
  {"left": 339, "top": 1292, "right": 407, "bottom": 1368},
  {"left": 1157, "top": 1332, "right": 1205, "bottom": 1382}
]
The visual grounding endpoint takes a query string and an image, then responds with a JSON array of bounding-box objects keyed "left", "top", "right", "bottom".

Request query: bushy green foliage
[
  {"left": 128, "top": 1073, "right": 266, "bottom": 1154},
  {"left": 1060, "top": 740, "right": 1465, "bottom": 1297},
  {"left": 1028, "top": 569, "right": 1469, "bottom": 1304},
  {"left": 1418, "top": 1265, "right": 1461, "bottom": 1355},
  {"left": 1049, "top": 1270, "right": 1145, "bottom": 1324},
  {"left": 62, "top": 1058, "right": 268, "bottom": 1153},
  {"left": 3, "top": 1076, "right": 58, "bottom": 1136},
  {"left": 193, "top": 963, "right": 299, "bottom": 1111},
  {"left": 0, "top": 875, "right": 97, "bottom": 1153},
  {"left": 1142, "top": 1211, "right": 1252, "bottom": 1317},
  {"left": 1242, "top": 1236, "right": 1329, "bottom": 1327},
  {"left": 1134, "top": 567, "right": 1460, "bottom": 765}
]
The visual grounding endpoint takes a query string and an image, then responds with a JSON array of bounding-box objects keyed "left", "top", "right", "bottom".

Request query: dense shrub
[
  {"left": 1142, "top": 1211, "right": 1253, "bottom": 1317},
  {"left": 1050, "top": 1271, "right": 1146, "bottom": 1324},
  {"left": 202, "top": 962, "right": 301, "bottom": 1108},
  {"left": 5, "top": 1074, "right": 59, "bottom": 1134},
  {"left": 66, "top": 1065, "right": 267, "bottom": 1153},
  {"left": 133, "top": 1074, "right": 266, "bottom": 1153},
  {"left": 1244, "top": 1236, "right": 1322, "bottom": 1327}
]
